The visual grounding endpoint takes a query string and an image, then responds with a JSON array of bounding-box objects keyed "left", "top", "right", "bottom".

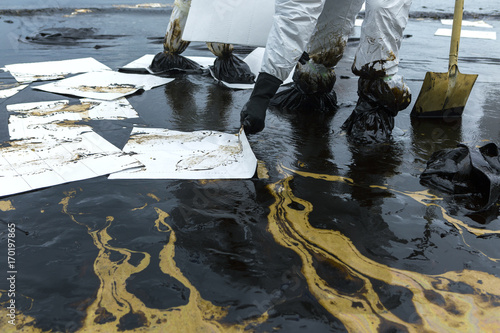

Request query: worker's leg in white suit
[
  {"left": 353, "top": 0, "right": 412, "bottom": 77},
  {"left": 343, "top": 0, "right": 413, "bottom": 144},
  {"left": 260, "top": 0, "right": 327, "bottom": 82}
]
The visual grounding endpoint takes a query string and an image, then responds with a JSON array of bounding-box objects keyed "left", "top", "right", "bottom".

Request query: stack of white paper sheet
[
  {"left": 109, "top": 127, "right": 257, "bottom": 179},
  {"left": 4, "top": 57, "right": 112, "bottom": 83},
  {"left": 34, "top": 71, "right": 174, "bottom": 100},
  {"left": 0, "top": 132, "right": 143, "bottom": 197},
  {"left": 6, "top": 99, "right": 138, "bottom": 140},
  {"left": 212, "top": 48, "right": 294, "bottom": 90}
]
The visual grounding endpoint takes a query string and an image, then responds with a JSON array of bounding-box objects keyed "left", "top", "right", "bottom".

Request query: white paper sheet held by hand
[
  {"left": 34, "top": 71, "right": 174, "bottom": 100},
  {"left": 108, "top": 127, "right": 257, "bottom": 180}
]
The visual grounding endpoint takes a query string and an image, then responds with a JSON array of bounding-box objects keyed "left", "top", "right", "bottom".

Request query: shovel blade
[{"left": 411, "top": 69, "right": 478, "bottom": 118}]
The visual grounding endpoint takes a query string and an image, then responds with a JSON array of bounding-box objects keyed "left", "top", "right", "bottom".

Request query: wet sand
[{"left": 0, "top": 3, "right": 500, "bottom": 332}]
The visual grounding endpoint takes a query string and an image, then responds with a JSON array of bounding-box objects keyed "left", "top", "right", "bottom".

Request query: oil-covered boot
[
  {"left": 270, "top": 58, "right": 337, "bottom": 113},
  {"left": 240, "top": 72, "right": 283, "bottom": 134},
  {"left": 342, "top": 75, "right": 411, "bottom": 144}
]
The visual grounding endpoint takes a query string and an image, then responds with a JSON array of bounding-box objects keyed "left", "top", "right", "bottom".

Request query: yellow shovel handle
[{"left": 449, "top": 0, "right": 464, "bottom": 71}]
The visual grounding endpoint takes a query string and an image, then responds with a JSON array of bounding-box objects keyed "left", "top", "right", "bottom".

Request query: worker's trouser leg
[
  {"left": 268, "top": 0, "right": 364, "bottom": 113},
  {"left": 353, "top": 0, "right": 413, "bottom": 77},
  {"left": 343, "top": 0, "right": 413, "bottom": 144}
]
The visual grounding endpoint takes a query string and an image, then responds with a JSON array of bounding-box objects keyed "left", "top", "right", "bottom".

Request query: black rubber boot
[{"left": 240, "top": 72, "right": 283, "bottom": 134}]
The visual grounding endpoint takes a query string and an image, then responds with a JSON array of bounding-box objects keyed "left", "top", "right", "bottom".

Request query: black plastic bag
[
  {"left": 149, "top": 52, "right": 202, "bottom": 74},
  {"left": 270, "top": 85, "right": 337, "bottom": 113},
  {"left": 421, "top": 143, "right": 500, "bottom": 213}
]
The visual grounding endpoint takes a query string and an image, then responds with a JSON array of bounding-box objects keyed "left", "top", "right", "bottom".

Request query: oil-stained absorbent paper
[
  {"left": 34, "top": 71, "right": 174, "bottom": 100},
  {"left": 212, "top": 48, "right": 294, "bottom": 90},
  {"left": 0, "top": 84, "right": 28, "bottom": 98},
  {"left": 108, "top": 128, "right": 257, "bottom": 179},
  {"left": 435, "top": 28, "right": 496, "bottom": 40},
  {"left": 0, "top": 132, "right": 143, "bottom": 198},
  {"left": 182, "top": 0, "right": 274, "bottom": 47},
  {"left": 4, "top": 57, "right": 111, "bottom": 83},
  {"left": 7, "top": 98, "right": 138, "bottom": 140}
]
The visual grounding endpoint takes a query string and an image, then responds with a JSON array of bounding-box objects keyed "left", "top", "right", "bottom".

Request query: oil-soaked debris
[
  {"left": 421, "top": 143, "right": 500, "bottom": 214},
  {"left": 24, "top": 27, "right": 127, "bottom": 46}
]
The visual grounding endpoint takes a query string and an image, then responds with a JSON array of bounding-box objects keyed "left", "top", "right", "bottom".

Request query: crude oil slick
[{"left": 1, "top": 1, "right": 500, "bottom": 332}]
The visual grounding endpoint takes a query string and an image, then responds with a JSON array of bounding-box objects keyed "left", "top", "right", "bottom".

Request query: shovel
[{"left": 411, "top": 0, "right": 478, "bottom": 118}]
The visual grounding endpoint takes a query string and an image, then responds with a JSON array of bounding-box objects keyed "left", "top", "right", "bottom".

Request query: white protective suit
[{"left": 262, "top": 0, "right": 413, "bottom": 82}]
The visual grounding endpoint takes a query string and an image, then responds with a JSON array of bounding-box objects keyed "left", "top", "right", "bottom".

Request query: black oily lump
[{"left": 420, "top": 143, "right": 500, "bottom": 212}]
